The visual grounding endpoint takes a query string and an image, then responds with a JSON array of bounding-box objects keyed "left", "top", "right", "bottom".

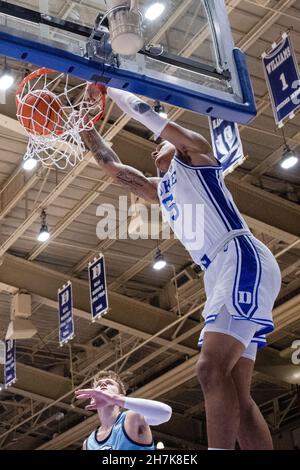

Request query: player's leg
[
  {"left": 230, "top": 237, "right": 279, "bottom": 449},
  {"left": 196, "top": 330, "right": 244, "bottom": 449},
  {"left": 232, "top": 352, "right": 273, "bottom": 450},
  {"left": 196, "top": 307, "right": 259, "bottom": 449}
]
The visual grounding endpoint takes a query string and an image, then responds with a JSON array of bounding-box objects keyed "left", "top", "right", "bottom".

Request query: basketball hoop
[{"left": 16, "top": 68, "right": 106, "bottom": 169}]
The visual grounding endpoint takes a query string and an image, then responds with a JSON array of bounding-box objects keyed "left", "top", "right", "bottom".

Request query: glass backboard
[{"left": 0, "top": 0, "right": 256, "bottom": 123}]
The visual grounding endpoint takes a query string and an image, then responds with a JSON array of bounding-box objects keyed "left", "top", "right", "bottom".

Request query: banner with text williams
[{"left": 262, "top": 32, "right": 300, "bottom": 127}]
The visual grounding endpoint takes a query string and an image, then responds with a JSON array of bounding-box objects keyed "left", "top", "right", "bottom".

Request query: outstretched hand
[{"left": 75, "top": 388, "right": 121, "bottom": 411}]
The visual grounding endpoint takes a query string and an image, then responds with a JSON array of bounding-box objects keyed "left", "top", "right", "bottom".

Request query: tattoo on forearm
[
  {"left": 115, "top": 168, "right": 155, "bottom": 200},
  {"left": 81, "top": 130, "right": 158, "bottom": 202},
  {"left": 81, "top": 129, "right": 121, "bottom": 165}
]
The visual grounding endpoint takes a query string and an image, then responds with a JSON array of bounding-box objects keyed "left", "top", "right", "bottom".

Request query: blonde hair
[{"left": 93, "top": 370, "right": 126, "bottom": 395}]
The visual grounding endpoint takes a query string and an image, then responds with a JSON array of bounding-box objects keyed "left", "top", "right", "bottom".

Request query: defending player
[{"left": 75, "top": 370, "right": 172, "bottom": 450}]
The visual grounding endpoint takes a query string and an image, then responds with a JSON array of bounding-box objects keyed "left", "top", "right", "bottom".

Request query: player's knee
[{"left": 196, "top": 357, "right": 229, "bottom": 390}]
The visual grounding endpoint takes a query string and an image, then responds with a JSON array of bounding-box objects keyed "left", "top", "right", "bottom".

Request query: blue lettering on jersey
[
  {"left": 162, "top": 194, "right": 179, "bottom": 221},
  {"left": 162, "top": 179, "right": 171, "bottom": 193},
  {"left": 159, "top": 170, "right": 177, "bottom": 196},
  {"left": 160, "top": 170, "right": 179, "bottom": 221}
]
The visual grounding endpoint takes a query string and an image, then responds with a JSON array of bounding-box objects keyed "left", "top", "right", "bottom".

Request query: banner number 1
[{"left": 280, "top": 73, "right": 289, "bottom": 91}]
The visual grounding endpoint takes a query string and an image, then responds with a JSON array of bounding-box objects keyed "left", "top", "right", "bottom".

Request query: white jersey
[
  {"left": 158, "top": 156, "right": 250, "bottom": 269},
  {"left": 157, "top": 156, "right": 281, "bottom": 338}
]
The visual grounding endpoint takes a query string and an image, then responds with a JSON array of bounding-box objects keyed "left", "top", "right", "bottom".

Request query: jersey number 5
[{"left": 162, "top": 195, "right": 179, "bottom": 221}]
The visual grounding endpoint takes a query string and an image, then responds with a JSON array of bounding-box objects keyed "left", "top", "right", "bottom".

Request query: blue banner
[
  {"left": 5, "top": 340, "right": 16, "bottom": 388},
  {"left": 58, "top": 282, "right": 74, "bottom": 346},
  {"left": 88, "top": 254, "right": 109, "bottom": 322},
  {"left": 209, "top": 117, "right": 244, "bottom": 174},
  {"left": 262, "top": 32, "right": 300, "bottom": 127}
]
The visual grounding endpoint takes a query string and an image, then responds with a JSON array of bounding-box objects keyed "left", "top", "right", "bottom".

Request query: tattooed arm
[{"left": 81, "top": 128, "right": 159, "bottom": 203}]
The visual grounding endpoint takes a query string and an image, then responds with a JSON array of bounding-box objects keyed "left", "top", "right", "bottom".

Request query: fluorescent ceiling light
[
  {"left": 153, "top": 249, "right": 167, "bottom": 270},
  {"left": 281, "top": 155, "right": 298, "bottom": 170},
  {"left": 0, "top": 73, "right": 14, "bottom": 91},
  {"left": 23, "top": 158, "right": 37, "bottom": 171},
  {"left": 37, "top": 229, "right": 50, "bottom": 242},
  {"left": 145, "top": 3, "right": 165, "bottom": 21}
]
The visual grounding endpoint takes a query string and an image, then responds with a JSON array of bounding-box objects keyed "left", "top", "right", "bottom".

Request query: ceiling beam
[
  {"left": 242, "top": 131, "right": 300, "bottom": 182},
  {"left": 9, "top": 386, "right": 89, "bottom": 417},
  {"left": 0, "top": 171, "right": 42, "bottom": 221},
  {"left": 109, "top": 238, "right": 176, "bottom": 291},
  {"left": 243, "top": 216, "right": 298, "bottom": 244},
  {"left": 0, "top": 154, "right": 94, "bottom": 257},
  {"left": 26, "top": 177, "right": 113, "bottom": 261},
  {"left": 237, "top": 0, "right": 296, "bottom": 50},
  {"left": 7, "top": 361, "right": 72, "bottom": 400},
  {"left": 226, "top": 178, "right": 300, "bottom": 237},
  {"left": 0, "top": 253, "right": 198, "bottom": 355}
]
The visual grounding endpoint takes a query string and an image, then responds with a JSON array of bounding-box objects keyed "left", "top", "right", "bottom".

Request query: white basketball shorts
[
  {"left": 198, "top": 306, "right": 259, "bottom": 361},
  {"left": 198, "top": 235, "right": 281, "bottom": 357}
]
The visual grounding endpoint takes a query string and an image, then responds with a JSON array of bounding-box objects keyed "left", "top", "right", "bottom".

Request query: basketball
[{"left": 17, "top": 91, "right": 63, "bottom": 136}]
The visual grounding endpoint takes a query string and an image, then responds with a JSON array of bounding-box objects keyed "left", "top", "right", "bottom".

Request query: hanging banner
[
  {"left": 262, "top": 32, "right": 300, "bottom": 127},
  {"left": 58, "top": 281, "right": 74, "bottom": 347},
  {"left": 5, "top": 339, "right": 16, "bottom": 388},
  {"left": 209, "top": 117, "right": 244, "bottom": 174},
  {"left": 88, "top": 254, "right": 109, "bottom": 322}
]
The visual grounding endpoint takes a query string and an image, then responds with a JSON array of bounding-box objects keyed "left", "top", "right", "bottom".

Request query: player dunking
[
  {"left": 75, "top": 370, "right": 172, "bottom": 450},
  {"left": 81, "top": 85, "right": 281, "bottom": 450}
]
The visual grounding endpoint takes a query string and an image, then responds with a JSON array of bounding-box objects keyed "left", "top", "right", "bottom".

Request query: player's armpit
[
  {"left": 160, "top": 122, "right": 218, "bottom": 166},
  {"left": 124, "top": 411, "right": 153, "bottom": 446}
]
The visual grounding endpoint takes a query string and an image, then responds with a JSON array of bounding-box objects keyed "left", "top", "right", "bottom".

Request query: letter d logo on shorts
[{"left": 238, "top": 291, "right": 252, "bottom": 305}]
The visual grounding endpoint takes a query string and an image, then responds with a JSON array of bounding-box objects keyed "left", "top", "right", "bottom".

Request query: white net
[{"left": 16, "top": 69, "right": 106, "bottom": 170}]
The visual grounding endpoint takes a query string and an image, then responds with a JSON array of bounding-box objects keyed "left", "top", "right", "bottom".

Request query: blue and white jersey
[
  {"left": 86, "top": 412, "right": 154, "bottom": 450},
  {"left": 158, "top": 156, "right": 250, "bottom": 268},
  {"left": 158, "top": 157, "right": 281, "bottom": 336}
]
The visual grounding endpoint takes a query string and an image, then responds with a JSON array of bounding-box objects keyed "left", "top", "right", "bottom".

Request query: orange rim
[
  {"left": 15, "top": 68, "right": 106, "bottom": 131},
  {"left": 15, "top": 68, "right": 56, "bottom": 107}
]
